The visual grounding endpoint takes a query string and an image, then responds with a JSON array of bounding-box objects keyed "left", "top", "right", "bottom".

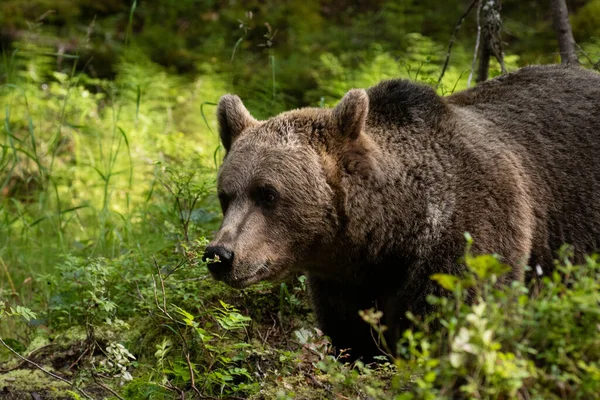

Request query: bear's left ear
[
  {"left": 330, "top": 89, "right": 381, "bottom": 179},
  {"left": 217, "top": 94, "right": 258, "bottom": 152},
  {"left": 333, "top": 89, "right": 369, "bottom": 140}
]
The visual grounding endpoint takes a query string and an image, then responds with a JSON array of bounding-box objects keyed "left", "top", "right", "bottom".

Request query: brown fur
[{"left": 207, "top": 65, "right": 600, "bottom": 361}]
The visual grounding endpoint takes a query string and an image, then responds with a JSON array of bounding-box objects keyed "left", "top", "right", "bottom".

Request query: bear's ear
[
  {"left": 332, "top": 89, "right": 369, "bottom": 140},
  {"left": 329, "top": 89, "right": 381, "bottom": 180},
  {"left": 217, "top": 94, "right": 257, "bottom": 152}
]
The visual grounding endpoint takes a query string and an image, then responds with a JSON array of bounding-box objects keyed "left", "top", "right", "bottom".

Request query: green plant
[{"left": 388, "top": 239, "right": 600, "bottom": 399}]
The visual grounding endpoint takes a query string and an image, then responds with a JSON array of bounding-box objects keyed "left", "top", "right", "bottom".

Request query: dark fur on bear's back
[
  {"left": 209, "top": 65, "right": 600, "bottom": 361},
  {"left": 448, "top": 66, "right": 600, "bottom": 268}
]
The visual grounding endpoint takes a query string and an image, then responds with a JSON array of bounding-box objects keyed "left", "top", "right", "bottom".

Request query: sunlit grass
[{"left": 0, "top": 41, "right": 224, "bottom": 316}]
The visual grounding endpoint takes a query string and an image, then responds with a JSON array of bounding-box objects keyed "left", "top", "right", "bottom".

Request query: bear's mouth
[{"left": 220, "top": 263, "right": 287, "bottom": 289}]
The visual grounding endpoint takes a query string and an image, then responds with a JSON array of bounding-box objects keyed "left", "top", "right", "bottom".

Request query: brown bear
[{"left": 203, "top": 65, "right": 600, "bottom": 361}]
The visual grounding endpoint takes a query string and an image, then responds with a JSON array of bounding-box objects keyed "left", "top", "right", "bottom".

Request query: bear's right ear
[{"left": 217, "top": 94, "right": 257, "bottom": 152}]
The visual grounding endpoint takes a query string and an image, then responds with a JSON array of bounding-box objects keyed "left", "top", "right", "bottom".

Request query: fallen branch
[
  {"left": 0, "top": 343, "right": 55, "bottom": 373},
  {"left": 0, "top": 337, "right": 95, "bottom": 400},
  {"left": 93, "top": 377, "right": 126, "bottom": 400}
]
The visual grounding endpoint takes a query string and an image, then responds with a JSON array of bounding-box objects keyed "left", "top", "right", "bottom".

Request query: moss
[
  {"left": 0, "top": 369, "right": 71, "bottom": 398},
  {"left": 53, "top": 327, "right": 87, "bottom": 343},
  {"left": 24, "top": 335, "right": 51, "bottom": 354},
  {"left": 250, "top": 374, "right": 331, "bottom": 400}
]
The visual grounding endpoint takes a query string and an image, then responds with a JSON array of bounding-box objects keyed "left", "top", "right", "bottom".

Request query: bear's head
[{"left": 203, "top": 89, "right": 380, "bottom": 288}]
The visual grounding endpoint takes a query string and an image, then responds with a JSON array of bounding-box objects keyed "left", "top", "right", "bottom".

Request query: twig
[
  {"left": 185, "top": 352, "right": 203, "bottom": 398},
  {"left": 276, "top": 310, "right": 289, "bottom": 346},
  {"left": 201, "top": 356, "right": 218, "bottom": 393},
  {"left": 152, "top": 257, "right": 171, "bottom": 319},
  {"left": 575, "top": 43, "right": 600, "bottom": 71},
  {"left": 164, "top": 256, "right": 190, "bottom": 279},
  {"left": 178, "top": 277, "right": 208, "bottom": 283},
  {"left": 437, "top": 0, "right": 479, "bottom": 89},
  {"left": 153, "top": 261, "right": 202, "bottom": 398},
  {"left": 305, "top": 372, "right": 331, "bottom": 391},
  {"left": 69, "top": 346, "right": 90, "bottom": 370},
  {"left": 158, "top": 267, "right": 168, "bottom": 315},
  {"left": 152, "top": 274, "right": 163, "bottom": 313},
  {"left": 368, "top": 325, "right": 394, "bottom": 361},
  {"left": 0, "top": 337, "right": 95, "bottom": 400},
  {"left": 259, "top": 317, "right": 278, "bottom": 347},
  {"left": 0, "top": 344, "right": 55, "bottom": 373},
  {"left": 93, "top": 377, "right": 126, "bottom": 400},
  {"left": 0, "top": 257, "right": 17, "bottom": 296},
  {"left": 468, "top": 0, "right": 483, "bottom": 87},
  {"left": 160, "top": 382, "right": 186, "bottom": 399}
]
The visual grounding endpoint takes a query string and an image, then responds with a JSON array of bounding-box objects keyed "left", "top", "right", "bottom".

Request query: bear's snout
[{"left": 202, "top": 245, "right": 234, "bottom": 276}]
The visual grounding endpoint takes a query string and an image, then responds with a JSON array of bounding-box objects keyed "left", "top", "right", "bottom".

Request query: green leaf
[
  {"left": 423, "top": 371, "right": 437, "bottom": 383},
  {"left": 10, "top": 306, "right": 37, "bottom": 321},
  {"left": 431, "top": 273, "right": 460, "bottom": 291}
]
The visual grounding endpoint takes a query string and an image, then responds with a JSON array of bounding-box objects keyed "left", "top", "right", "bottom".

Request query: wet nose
[{"left": 202, "top": 246, "right": 234, "bottom": 274}]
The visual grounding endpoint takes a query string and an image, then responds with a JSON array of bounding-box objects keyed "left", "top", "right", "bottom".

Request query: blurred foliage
[
  {"left": 2, "top": 0, "right": 599, "bottom": 113},
  {"left": 0, "top": 0, "right": 599, "bottom": 398}
]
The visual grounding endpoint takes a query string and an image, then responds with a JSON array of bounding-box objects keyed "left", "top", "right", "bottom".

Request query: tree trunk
[
  {"left": 476, "top": 0, "right": 506, "bottom": 84},
  {"left": 550, "top": 0, "right": 579, "bottom": 65}
]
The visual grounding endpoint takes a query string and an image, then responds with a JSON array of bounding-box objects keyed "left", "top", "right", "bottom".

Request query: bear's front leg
[{"left": 307, "top": 274, "right": 389, "bottom": 362}]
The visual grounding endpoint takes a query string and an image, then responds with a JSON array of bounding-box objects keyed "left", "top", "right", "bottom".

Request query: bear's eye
[
  {"left": 218, "top": 192, "right": 231, "bottom": 213},
  {"left": 252, "top": 185, "right": 279, "bottom": 210}
]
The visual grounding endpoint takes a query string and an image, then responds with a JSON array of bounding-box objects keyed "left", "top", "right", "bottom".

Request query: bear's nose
[{"left": 202, "top": 246, "right": 234, "bottom": 275}]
